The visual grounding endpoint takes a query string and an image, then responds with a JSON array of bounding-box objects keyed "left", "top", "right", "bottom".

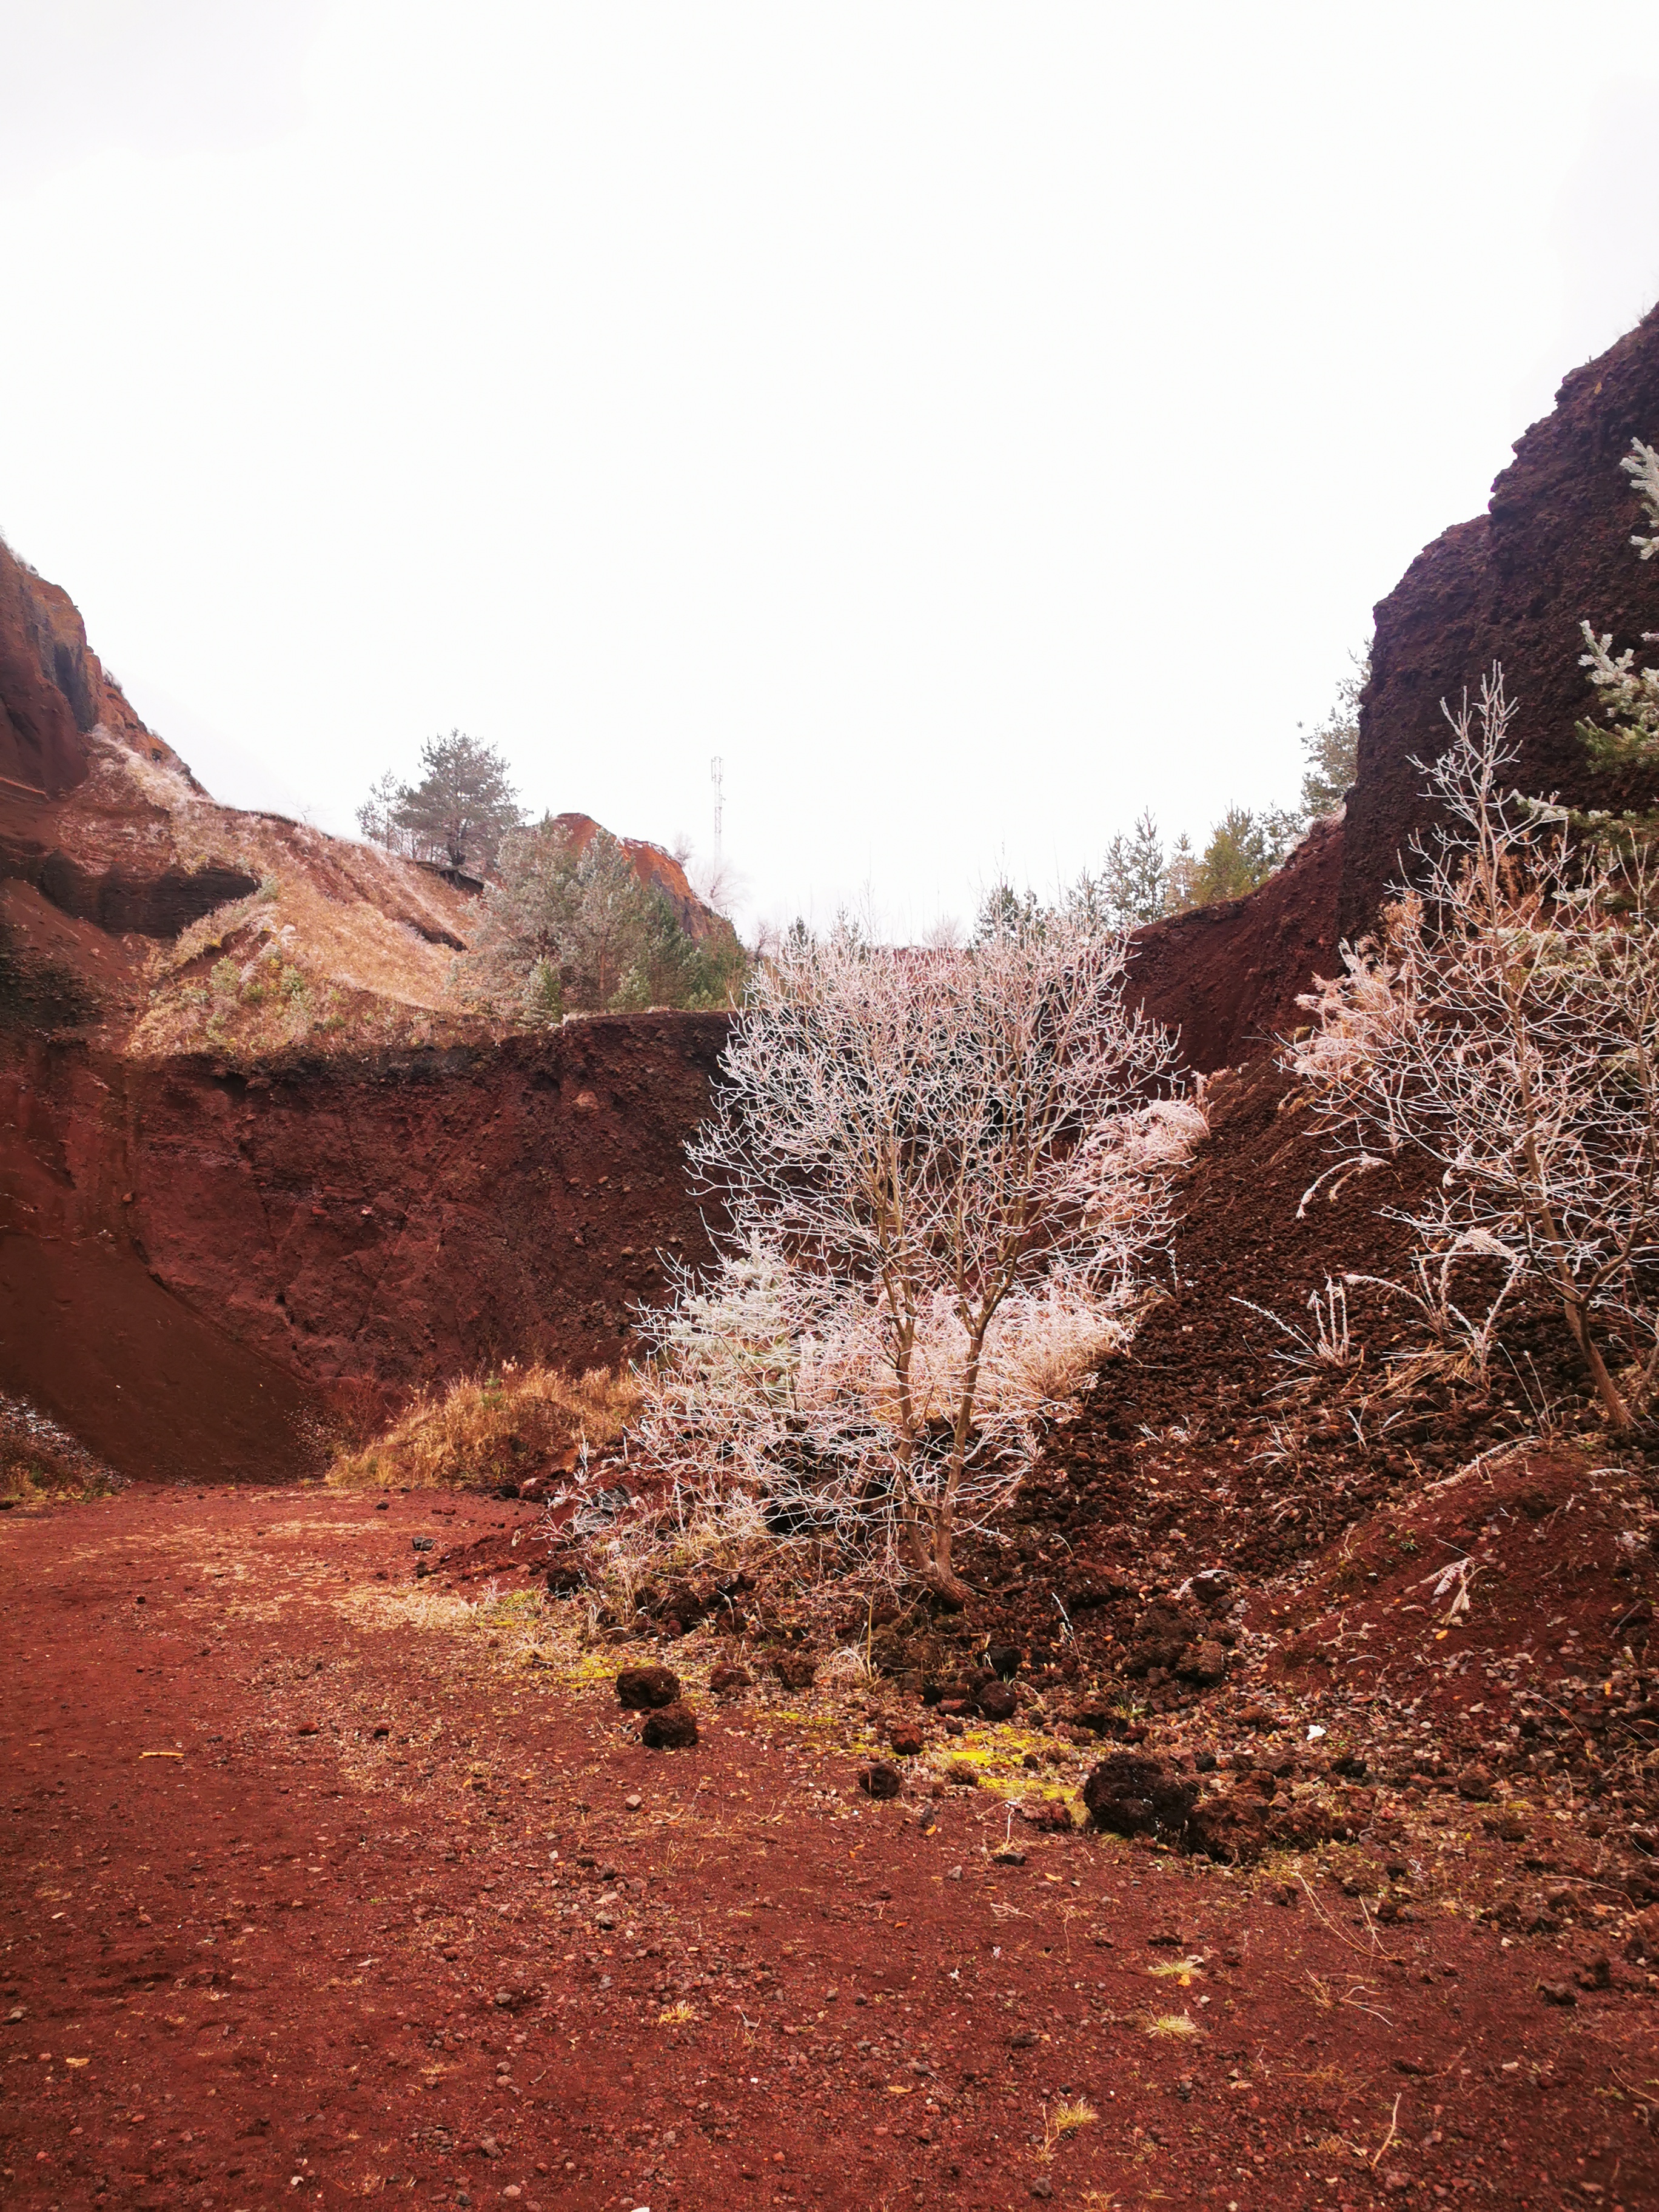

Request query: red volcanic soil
[
  {"left": 1130, "top": 819, "right": 1346, "bottom": 1075},
  {"left": 5, "top": 1484, "right": 1658, "bottom": 2212},
  {"left": 0, "top": 1017, "right": 729, "bottom": 1482}
]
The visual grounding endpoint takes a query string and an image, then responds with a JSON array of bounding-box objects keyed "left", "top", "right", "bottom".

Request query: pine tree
[
  {"left": 1098, "top": 809, "right": 1167, "bottom": 928},
  {"left": 1298, "top": 650, "right": 1369, "bottom": 818},
  {"left": 391, "top": 731, "right": 522, "bottom": 873}
]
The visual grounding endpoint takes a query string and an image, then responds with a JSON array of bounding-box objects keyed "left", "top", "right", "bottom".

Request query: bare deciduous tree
[
  {"left": 1288, "top": 668, "right": 1659, "bottom": 1430},
  {"left": 632, "top": 922, "right": 1196, "bottom": 1603}
]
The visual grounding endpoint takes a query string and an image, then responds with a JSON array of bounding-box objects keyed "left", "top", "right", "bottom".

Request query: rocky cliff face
[
  {"left": 0, "top": 535, "right": 195, "bottom": 800},
  {"left": 0, "top": 543, "right": 739, "bottom": 1481},
  {"left": 1133, "top": 304, "right": 1659, "bottom": 1070},
  {"left": 1342, "top": 304, "right": 1659, "bottom": 936}
]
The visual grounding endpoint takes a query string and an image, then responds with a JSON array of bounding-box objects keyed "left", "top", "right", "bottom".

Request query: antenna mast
[{"left": 710, "top": 755, "right": 724, "bottom": 870}]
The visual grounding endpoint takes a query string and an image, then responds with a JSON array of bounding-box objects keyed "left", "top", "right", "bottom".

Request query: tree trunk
[
  {"left": 1561, "top": 1292, "right": 1633, "bottom": 1431},
  {"left": 902, "top": 1503, "right": 970, "bottom": 1609}
]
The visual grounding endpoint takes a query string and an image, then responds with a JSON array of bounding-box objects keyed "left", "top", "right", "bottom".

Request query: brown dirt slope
[{"left": 1130, "top": 817, "right": 1345, "bottom": 1073}]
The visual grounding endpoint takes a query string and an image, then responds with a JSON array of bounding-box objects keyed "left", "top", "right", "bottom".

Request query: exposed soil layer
[
  {"left": 5, "top": 1484, "right": 1659, "bottom": 2212},
  {"left": 0, "top": 1018, "right": 729, "bottom": 1481},
  {"left": 1130, "top": 820, "right": 1346, "bottom": 1074}
]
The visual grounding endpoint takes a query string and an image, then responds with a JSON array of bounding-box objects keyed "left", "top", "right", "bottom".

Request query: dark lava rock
[
  {"left": 642, "top": 1700, "right": 699, "bottom": 1749},
  {"left": 975, "top": 1679, "right": 1018, "bottom": 1723},
  {"left": 1082, "top": 1752, "right": 1196, "bottom": 1842},
  {"left": 1121, "top": 1600, "right": 1208, "bottom": 1679},
  {"left": 1175, "top": 1639, "right": 1228, "bottom": 1687},
  {"left": 858, "top": 1761, "right": 903, "bottom": 1800},
  {"left": 1185, "top": 1791, "right": 1270, "bottom": 1863},
  {"left": 887, "top": 1720, "right": 925, "bottom": 1757},
  {"left": 1455, "top": 1764, "right": 1495, "bottom": 1801},
  {"left": 708, "top": 1661, "right": 752, "bottom": 1697},
  {"left": 1575, "top": 1951, "right": 1612, "bottom": 1991},
  {"left": 1190, "top": 1567, "right": 1233, "bottom": 1613},
  {"left": 771, "top": 1654, "right": 818, "bottom": 1692},
  {"left": 658, "top": 1578, "right": 709, "bottom": 1635},
  {"left": 1066, "top": 1704, "right": 1129, "bottom": 1739},
  {"left": 1022, "top": 1797, "right": 1076, "bottom": 1834},
  {"left": 616, "top": 1664, "right": 682, "bottom": 1711}
]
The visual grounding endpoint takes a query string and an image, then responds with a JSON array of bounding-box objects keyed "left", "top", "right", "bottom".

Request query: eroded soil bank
[{"left": 3, "top": 1486, "right": 1656, "bottom": 2212}]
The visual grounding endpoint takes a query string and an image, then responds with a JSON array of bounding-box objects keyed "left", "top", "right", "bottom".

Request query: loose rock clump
[
  {"left": 616, "top": 1664, "right": 682, "bottom": 1711},
  {"left": 642, "top": 1700, "right": 699, "bottom": 1749}
]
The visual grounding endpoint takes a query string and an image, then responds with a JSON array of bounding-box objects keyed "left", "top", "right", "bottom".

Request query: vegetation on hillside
[
  {"left": 132, "top": 868, "right": 480, "bottom": 1059},
  {"left": 358, "top": 731, "right": 524, "bottom": 876},
  {"left": 458, "top": 819, "right": 745, "bottom": 1022},
  {"left": 970, "top": 657, "right": 1366, "bottom": 944}
]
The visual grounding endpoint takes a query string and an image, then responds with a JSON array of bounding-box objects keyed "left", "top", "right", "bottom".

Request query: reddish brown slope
[
  {"left": 0, "top": 1018, "right": 729, "bottom": 1481},
  {"left": 1129, "top": 815, "right": 1344, "bottom": 1072},
  {"left": 1343, "top": 304, "right": 1659, "bottom": 936}
]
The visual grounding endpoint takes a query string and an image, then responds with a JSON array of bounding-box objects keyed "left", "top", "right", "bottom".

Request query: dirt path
[{"left": 3, "top": 1487, "right": 1655, "bottom": 2211}]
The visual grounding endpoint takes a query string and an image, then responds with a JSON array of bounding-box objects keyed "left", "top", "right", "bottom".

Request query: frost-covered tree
[
  {"left": 632, "top": 923, "right": 1198, "bottom": 1603},
  {"left": 1099, "top": 809, "right": 1168, "bottom": 928},
  {"left": 1578, "top": 439, "right": 1659, "bottom": 770},
  {"left": 1290, "top": 669, "right": 1659, "bottom": 1432}
]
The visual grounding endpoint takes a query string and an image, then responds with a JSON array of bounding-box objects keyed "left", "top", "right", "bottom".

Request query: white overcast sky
[{"left": 3, "top": 2, "right": 1659, "bottom": 937}]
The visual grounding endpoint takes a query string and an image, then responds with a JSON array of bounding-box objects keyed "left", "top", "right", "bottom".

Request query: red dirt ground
[{"left": 4, "top": 1484, "right": 1658, "bottom": 2212}]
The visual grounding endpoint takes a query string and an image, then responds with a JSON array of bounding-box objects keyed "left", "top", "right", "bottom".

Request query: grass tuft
[{"left": 327, "top": 1362, "right": 638, "bottom": 1492}]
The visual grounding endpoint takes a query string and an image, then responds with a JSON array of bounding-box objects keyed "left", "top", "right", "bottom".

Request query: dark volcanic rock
[
  {"left": 1082, "top": 1752, "right": 1197, "bottom": 1842},
  {"left": 974, "top": 1679, "right": 1018, "bottom": 1723},
  {"left": 641, "top": 1699, "right": 699, "bottom": 1749},
  {"left": 708, "top": 1661, "right": 752, "bottom": 1697},
  {"left": 857, "top": 1761, "right": 903, "bottom": 1800},
  {"left": 1343, "top": 307, "right": 1659, "bottom": 938},
  {"left": 616, "top": 1665, "right": 682, "bottom": 1711},
  {"left": 1175, "top": 1639, "right": 1228, "bottom": 1686}
]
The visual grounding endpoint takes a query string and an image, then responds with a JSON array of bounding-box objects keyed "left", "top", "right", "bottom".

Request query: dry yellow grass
[
  {"left": 327, "top": 1362, "right": 639, "bottom": 1493},
  {"left": 132, "top": 861, "right": 480, "bottom": 1059}
]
